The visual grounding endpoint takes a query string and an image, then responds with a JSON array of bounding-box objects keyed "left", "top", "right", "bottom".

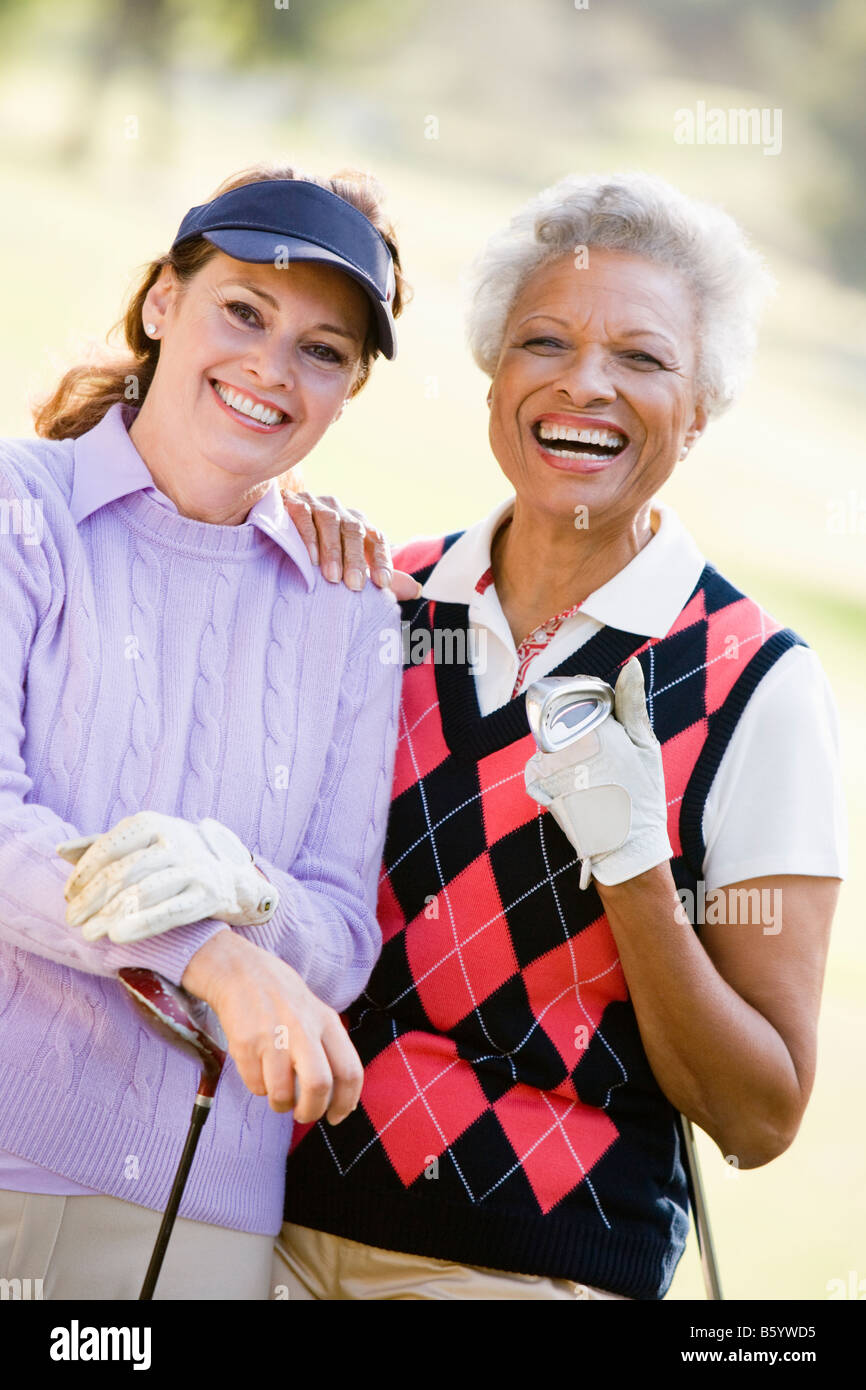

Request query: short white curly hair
[{"left": 465, "top": 172, "right": 775, "bottom": 418}]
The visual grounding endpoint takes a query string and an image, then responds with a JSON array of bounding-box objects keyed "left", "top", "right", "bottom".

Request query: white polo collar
[{"left": 421, "top": 496, "right": 706, "bottom": 639}]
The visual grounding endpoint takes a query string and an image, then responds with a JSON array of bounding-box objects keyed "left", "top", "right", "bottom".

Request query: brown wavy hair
[{"left": 33, "top": 162, "right": 409, "bottom": 442}]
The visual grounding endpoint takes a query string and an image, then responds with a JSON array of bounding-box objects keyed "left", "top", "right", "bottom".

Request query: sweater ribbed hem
[
  {"left": 0, "top": 1062, "right": 285, "bottom": 1236},
  {"left": 282, "top": 1181, "right": 685, "bottom": 1300}
]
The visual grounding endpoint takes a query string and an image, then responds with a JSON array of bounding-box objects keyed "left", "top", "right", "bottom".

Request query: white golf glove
[
  {"left": 524, "top": 657, "right": 672, "bottom": 889},
  {"left": 56, "top": 812, "right": 279, "bottom": 943}
]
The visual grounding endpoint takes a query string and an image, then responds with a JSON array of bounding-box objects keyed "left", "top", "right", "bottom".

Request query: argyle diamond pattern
[{"left": 285, "top": 536, "right": 804, "bottom": 1293}]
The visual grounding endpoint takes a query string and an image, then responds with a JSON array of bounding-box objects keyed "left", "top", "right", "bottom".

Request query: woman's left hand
[
  {"left": 525, "top": 657, "right": 672, "bottom": 888},
  {"left": 56, "top": 813, "right": 279, "bottom": 942},
  {"left": 280, "top": 489, "right": 421, "bottom": 599}
]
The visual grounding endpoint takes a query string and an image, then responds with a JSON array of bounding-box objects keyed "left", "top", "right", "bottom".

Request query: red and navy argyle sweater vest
[{"left": 284, "top": 533, "right": 806, "bottom": 1299}]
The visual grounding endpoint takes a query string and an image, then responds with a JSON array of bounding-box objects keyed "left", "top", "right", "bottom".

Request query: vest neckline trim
[{"left": 419, "top": 596, "right": 653, "bottom": 762}]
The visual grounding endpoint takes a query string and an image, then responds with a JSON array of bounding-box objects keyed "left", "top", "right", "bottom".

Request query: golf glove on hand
[
  {"left": 524, "top": 657, "right": 672, "bottom": 889},
  {"left": 57, "top": 812, "right": 279, "bottom": 943}
]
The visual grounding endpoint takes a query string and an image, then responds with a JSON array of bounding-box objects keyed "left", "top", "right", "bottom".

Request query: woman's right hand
[
  {"left": 281, "top": 489, "right": 421, "bottom": 599},
  {"left": 181, "top": 929, "right": 363, "bottom": 1124},
  {"left": 524, "top": 658, "right": 672, "bottom": 890}
]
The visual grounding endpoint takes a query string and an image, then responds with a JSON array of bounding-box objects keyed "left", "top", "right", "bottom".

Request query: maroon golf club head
[{"left": 118, "top": 967, "right": 226, "bottom": 1100}]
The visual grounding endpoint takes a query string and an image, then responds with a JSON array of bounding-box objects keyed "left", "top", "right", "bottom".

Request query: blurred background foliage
[
  {"left": 0, "top": 0, "right": 863, "bottom": 280},
  {"left": 0, "top": 0, "right": 862, "bottom": 1300}
]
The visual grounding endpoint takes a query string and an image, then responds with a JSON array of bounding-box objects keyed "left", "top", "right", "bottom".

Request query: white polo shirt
[{"left": 418, "top": 497, "right": 848, "bottom": 893}]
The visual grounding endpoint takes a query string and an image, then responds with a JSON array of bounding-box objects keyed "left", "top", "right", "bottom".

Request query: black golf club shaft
[
  {"left": 139, "top": 1097, "right": 212, "bottom": 1301},
  {"left": 117, "top": 968, "right": 226, "bottom": 1300}
]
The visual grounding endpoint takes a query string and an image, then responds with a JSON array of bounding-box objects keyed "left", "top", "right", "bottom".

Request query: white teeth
[
  {"left": 537, "top": 422, "right": 626, "bottom": 449},
  {"left": 213, "top": 381, "right": 284, "bottom": 425},
  {"left": 551, "top": 449, "right": 610, "bottom": 461}
]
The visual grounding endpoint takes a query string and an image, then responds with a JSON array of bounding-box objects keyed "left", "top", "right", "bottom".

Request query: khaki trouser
[
  {"left": 272, "top": 1222, "right": 630, "bottom": 1300},
  {"left": 0, "top": 1189, "right": 273, "bottom": 1300}
]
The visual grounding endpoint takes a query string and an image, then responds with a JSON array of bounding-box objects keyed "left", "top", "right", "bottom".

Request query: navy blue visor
[{"left": 172, "top": 179, "right": 397, "bottom": 359}]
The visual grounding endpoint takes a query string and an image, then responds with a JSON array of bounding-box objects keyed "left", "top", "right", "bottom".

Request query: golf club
[
  {"left": 525, "top": 674, "right": 615, "bottom": 752},
  {"left": 524, "top": 673, "right": 724, "bottom": 1300},
  {"left": 56, "top": 839, "right": 229, "bottom": 1297},
  {"left": 117, "top": 966, "right": 226, "bottom": 1301}
]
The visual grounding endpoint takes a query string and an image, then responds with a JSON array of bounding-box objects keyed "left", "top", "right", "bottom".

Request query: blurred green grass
[{"left": 0, "top": 74, "right": 862, "bottom": 1300}]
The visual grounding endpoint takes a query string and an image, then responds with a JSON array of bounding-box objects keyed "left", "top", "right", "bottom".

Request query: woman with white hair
[{"left": 271, "top": 172, "right": 846, "bottom": 1300}]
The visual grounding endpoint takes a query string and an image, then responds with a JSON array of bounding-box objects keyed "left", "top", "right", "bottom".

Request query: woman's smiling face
[
  {"left": 487, "top": 247, "right": 708, "bottom": 525},
  {"left": 140, "top": 249, "right": 371, "bottom": 482}
]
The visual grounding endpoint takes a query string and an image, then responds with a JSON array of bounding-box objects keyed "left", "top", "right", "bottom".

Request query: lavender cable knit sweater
[{"left": 0, "top": 403, "right": 402, "bottom": 1235}]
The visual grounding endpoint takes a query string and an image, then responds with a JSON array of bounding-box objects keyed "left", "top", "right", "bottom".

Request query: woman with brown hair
[{"left": 0, "top": 162, "right": 406, "bottom": 1298}]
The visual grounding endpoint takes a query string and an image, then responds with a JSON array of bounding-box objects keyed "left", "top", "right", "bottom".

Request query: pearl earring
[
  {"left": 679, "top": 445, "right": 690, "bottom": 459},
  {"left": 144, "top": 322, "right": 157, "bottom": 337}
]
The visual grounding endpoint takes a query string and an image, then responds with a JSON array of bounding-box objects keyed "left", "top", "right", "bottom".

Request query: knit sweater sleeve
[
  {"left": 0, "top": 460, "right": 226, "bottom": 983},
  {"left": 246, "top": 598, "right": 402, "bottom": 1012}
]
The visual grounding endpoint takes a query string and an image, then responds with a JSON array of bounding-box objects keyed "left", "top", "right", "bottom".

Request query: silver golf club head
[{"left": 525, "top": 675, "right": 615, "bottom": 753}]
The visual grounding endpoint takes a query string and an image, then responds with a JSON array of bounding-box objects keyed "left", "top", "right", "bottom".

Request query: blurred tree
[
  {"left": 0, "top": 0, "right": 859, "bottom": 284},
  {"left": 56, "top": 0, "right": 172, "bottom": 164},
  {"left": 804, "top": 0, "right": 866, "bottom": 283},
  {"left": 195, "top": 0, "right": 417, "bottom": 64},
  {"left": 0, "top": 0, "right": 415, "bottom": 164},
  {"left": 625, "top": 0, "right": 866, "bottom": 286}
]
